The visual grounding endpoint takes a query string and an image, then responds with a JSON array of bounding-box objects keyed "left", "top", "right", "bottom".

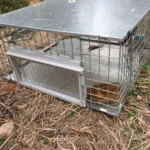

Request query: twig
[
  {"left": 99, "top": 121, "right": 119, "bottom": 144},
  {"left": 131, "top": 139, "right": 149, "bottom": 150},
  {"left": 70, "top": 142, "right": 76, "bottom": 150},
  {"left": 143, "top": 142, "right": 150, "bottom": 150},
  {"left": 0, "top": 101, "right": 15, "bottom": 118},
  {"left": 61, "top": 104, "right": 75, "bottom": 116},
  {"left": 127, "top": 131, "right": 134, "bottom": 149},
  {"left": 10, "top": 143, "right": 19, "bottom": 150},
  {"left": 0, "top": 132, "right": 13, "bottom": 149}
]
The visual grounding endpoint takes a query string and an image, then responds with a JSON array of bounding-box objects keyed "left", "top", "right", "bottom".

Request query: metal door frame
[{"left": 7, "top": 47, "right": 86, "bottom": 107}]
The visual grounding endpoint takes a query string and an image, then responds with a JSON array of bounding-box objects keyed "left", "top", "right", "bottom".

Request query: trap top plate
[{"left": 0, "top": 0, "right": 150, "bottom": 40}]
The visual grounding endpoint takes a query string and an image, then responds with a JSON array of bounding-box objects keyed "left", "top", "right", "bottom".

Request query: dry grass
[
  {"left": 0, "top": 65, "right": 150, "bottom": 150},
  {"left": 27, "top": 0, "right": 44, "bottom": 5}
]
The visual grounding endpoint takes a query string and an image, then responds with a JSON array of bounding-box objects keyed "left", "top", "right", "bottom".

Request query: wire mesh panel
[
  {"left": 6, "top": 46, "right": 85, "bottom": 106},
  {"left": 0, "top": 4, "right": 150, "bottom": 116},
  {"left": 12, "top": 58, "right": 80, "bottom": 98},
  {"left": 0, "top": 20, "right": 149, "bottom": 116}
]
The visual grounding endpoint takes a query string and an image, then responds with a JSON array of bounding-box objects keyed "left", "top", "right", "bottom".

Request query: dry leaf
[
  {"left": 57, "top": 34, "right": 72, "bottom": 40},
  {"left": 18, "top": 138, "right": 29, "bottom": 148},
  {"left": 137, "top": 95, "right": 142, "bottom": 100},
  {"left": 18, "top": 136, "right": 34, "bottom": 148},
  {"left": 15, "top": 104, "right": 28, "bottom": 110},
  {"left": 48, "top": 137, "right": 55, "bottom": 144},
  {"left": 0, "top": 121, "right": 14, "bottom": 139},
  {"left": 5, "top": 84, "right": 15, "bottom": 92},
  {"left": 140, "top": 67, "right": 146, "bottom": 73},
  {"left": 88, "top": 45, "right": 104, "bottom": 51},
  {"left": 136, "top": 86, "right": 149, "bottom": 89},
  {"left": 71, "top": 128, "right": 92, "bottom": 134}
]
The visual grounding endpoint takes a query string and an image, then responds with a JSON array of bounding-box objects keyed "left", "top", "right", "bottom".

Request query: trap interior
[
  {"left": 9, "top": 37, "right": 127, "bottom": 84},
  {"left": 0, "top": 0, "right": 150, "bottom": 40},
  {"left": 45, "top": 38, "right": 126, "bottom": 84}
]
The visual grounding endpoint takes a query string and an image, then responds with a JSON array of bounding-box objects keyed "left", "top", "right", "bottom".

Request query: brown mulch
[{"left": 0, "top": 72, "right": 150, "bottom": 150}]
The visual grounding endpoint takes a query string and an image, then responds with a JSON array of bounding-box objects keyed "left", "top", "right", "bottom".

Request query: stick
[
  {"left": 127, "top": 131, "right": 134, "bottom": 149},
  {"left": 0, "top": 132, "right": 13, "bottom": 149}
]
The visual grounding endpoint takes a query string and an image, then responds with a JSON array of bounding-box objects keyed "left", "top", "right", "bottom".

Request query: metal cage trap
[{"left": 0, "top": 0, "right": 150, "bottom": 116}]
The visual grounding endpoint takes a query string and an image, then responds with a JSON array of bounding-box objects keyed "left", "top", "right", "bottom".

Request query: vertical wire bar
[
  {"left": 120, "top": 43, "right": 127, "bottom": 103},
  {"left": 37, "top": 62, "right": 46, "bottom": 87},
  {"left": 129, "top": 35, "right": 133, "bottom": 89},
  {"left": 36, "top": 63, "right": 44, "bottom": 87},
  {"left": 79, "top": 37, "right": 83, "bottom": 67},
  {"left": 79, "top": 37, "right": 85, "bottom": 102},
  {"left": 33, "top": 31, "right": 37, "bottom": 50},
  {"left": 138, "top": 26, "right": 142, "bottom": 70},
  {"left": 134, "top": 28, "right": 138, "bottom": 77},
  {"left": 27, "top": 61, "right": 37, "bottom": 85},
  {"left": 19, "top": 58, "right": 26, "bottom": 81},
  {"left": 125, "top": 43, "right": 129, "bottom": 85},
  {"left": 39, "top": 63, "right": 46, "bottom": 88},
  {"left": 88, "top": 37, "right": 92, "bottom": 107},
  {"left": 54, "top": 33, "right": 59, "bottom": 56},
  {"left": 21, "top": 33, "right": 27, "bottom": 50},
  {"left": 4, "top": 28, "right": 10, "bottom": 48},
  {"left": 22, "top": 59, "right": 32, "bottom": 83},
  {"left": 40, "top": 63, "right": 50, "bottom": 88},
  {"left": 47, "top": 64, "right": 51, "bottom": 90},
  {"left": 34, "top": 62, "right": 45, "bottom": 86},
  {"left": 9, "top": 27, "right": 15, "bottom": 48},
  {"left": 28, "top": 32, "right": 33, "bottom": 51},
  {"left": 117, "top": 42, "right": 122, "bottom": 104},
  {"left": 39, "top": 31, "right": 44, "bottom": 49},
  {"left": 122, "top": 42, "right": 125, "bottom": 84},
  {"left": 44, "top": 64, "right": 51, "bottom": 89},
  {"left": 7, "top": 27, "right": 11, "bottom": 37},
  {"left": 136, "top": 26, "right": 140, "bottom": 73},
  {"left": 63, "top": 39, "right": 66, "bottom": 55},
  {"left": 46, "top": 32, "right": 52, "bottom": 55},
  {"left": 107, "top": 40, "right": 111, "bottom": 106},
  {"left": 13, "top": 28, "right": 19, "bottom": 46},
  {"left": 22, "top": 60, "right": 29, "bottom": 82},
  {"left": 98, "top": 36, "right": 101, "bottom": 81},
  {"left": 9, "top": 58, "right": 17, "bottom": 82},
  {"left": 23, "top": 58, "right": 37, "bottom": 85},
  {"left": 89, "top": 37, "right": 92, "bottom": 80},
  {"left": 124, "top": 43, "right": 127, "bottom": 102},
  {"left": 9, "top": 57, "right": 22, "bottom": 82},
  {"left": 118, "top": 43, "right": 121, "bottom": 83},
  {"left": 71, "top": 36, "right": 74, "bottom": 59},
  {"left": 31, "top": 62, "right": 41, "bottom": 86}
]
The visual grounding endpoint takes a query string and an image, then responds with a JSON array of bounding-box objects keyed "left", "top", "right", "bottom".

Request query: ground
[
  {"left": 0, "top": 1, "right": 150, "bottom": 150},
  {"left": 27, "top": 0, "right": 44, "bottom": 5},
  {"left": 0, "top": 65, "right": 150, "bottom": 150}
]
